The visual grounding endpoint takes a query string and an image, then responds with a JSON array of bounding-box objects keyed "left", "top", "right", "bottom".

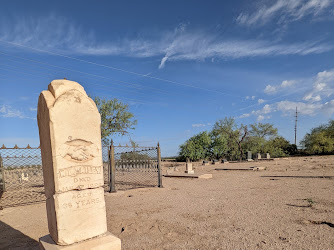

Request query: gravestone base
[
  {"left": 185, "top": 170, "right": 194, "bottom": 174},
  {"left": 39, "top": 232, "right": 121, "bottom": 250},
  {"left": 164, "top": 173, "right": 212, "bottom": 179}
]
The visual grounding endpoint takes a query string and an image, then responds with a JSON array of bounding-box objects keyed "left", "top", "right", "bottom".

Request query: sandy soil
[{"left": 1, "top": 155, "right": 334, "bottom": 249}]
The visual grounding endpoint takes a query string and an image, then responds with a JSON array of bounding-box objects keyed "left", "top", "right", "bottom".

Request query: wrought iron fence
[{"left": 0, "top": 143, "right": 162, "bottom": 208}]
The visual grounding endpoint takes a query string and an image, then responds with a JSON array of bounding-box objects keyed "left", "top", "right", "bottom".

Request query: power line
[
  {"left": 0, "top": 62, "right": 165, "bottom": 99},
  {"left": 295, "top": 106, "right": 298, "bottom": 146},
  {"left": 0, "top": 61, "right": 232, "bottom": 110},
  {"left": 0, "top": 67, "right": 159, "bottom": 105},
  {"left": 0, "top": 51, "right": 244, "bottom": 109},
  {"left": 0, "top": 51, "right": 174, "bottom": 95},
  {"left": 0, "top": 39, "right": 241, "bottom": 97},
  {"left": 1, "top": 51, "right": 241, "bottom": 109}
]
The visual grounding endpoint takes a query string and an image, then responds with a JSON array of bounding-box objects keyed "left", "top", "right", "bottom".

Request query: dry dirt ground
[{"left": 1, "top": 155, "right": 334, "bottom": 249}]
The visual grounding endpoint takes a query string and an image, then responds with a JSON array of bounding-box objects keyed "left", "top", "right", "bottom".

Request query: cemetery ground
[{"left": 1, "top": 156, "right": 334, "bottom": 249}]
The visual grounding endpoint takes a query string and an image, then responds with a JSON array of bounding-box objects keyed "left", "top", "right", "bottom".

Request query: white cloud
[
  {"left": 0, "top": 104, "right": 23, "bottom": 118},
  {"left": 240, "top": 71, "right": 334, "bottom": 120},
  {"left": 29, "top": 107, "right": 37, "bottom": 111},
  {"left": 158, "top": 56, "right": 168, "bottom": 69},
  {"left": 0, "top": 104, "right": 35, "bottom": 119},
  {"left": 237, "top": 0, "right": 334, "bottom": 27},
  {"left": 322, "top": 100, "right": 334, "bottom": 115},
  {"left": 262, "top": 104, "right": 272, "bottom": 114},
  {"left": 192, "top": 123, "right": 207, "bottom": 128},
  {"left": 303, "top": 69, "right": 334, "bottom": 102},
  {"left": 239, "top": 113, "right": 251, "bottom": 118},
  {"left": 264, "top": 85, "right": 278, "bottom": 94},
  {"left": 281, "top": 80, "right": 296, "bottom": 88},
  {"left": 276, "top": 100, "right": 322, "bottom": 116},
  {"left": 264, "top": 80, "right": 297, "bottom": 94},
  {"left": 0, "top": 16, "right": 332, "bottom": 69},
  {"left": 240, "top": 104, "right": 274, "bottom": 121},
  {"left": 257, "top": 115, "right": 265, "bottom": 121}
]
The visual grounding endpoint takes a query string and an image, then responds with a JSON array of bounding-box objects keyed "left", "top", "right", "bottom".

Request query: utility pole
[{"left": 294, "top": 107, "right": 298, "bottom": 146}]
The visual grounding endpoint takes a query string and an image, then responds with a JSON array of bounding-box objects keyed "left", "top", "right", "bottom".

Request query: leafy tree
[
  {"left": 209, "top": 131, "right": 228, "bottom": 160},
  {"left": 243, "top": 136, "right": 265, "bottom": 156},
  {"left": 94, "top": 97, "right": 137, "bottom": 145},
  {"left": 178, "top": 119, "right": 296, "bottom": 161},
  {"left": 302, "top": 120, "right": 334, "bottom": 154},
  {"left": 212, "top": 117, "right": 248, "bottom": 161},
  {"left": 249, "top": 123, "right": 278, "bottom": 139},
  {"left": 263, "top": 136, "right": 290, "bottom": 157},
  {"left": 245, "top": 123, "right": 295, "bottom": 157},
  {"left": 179, "top": 131, "right": 211, "bottom": 161}
]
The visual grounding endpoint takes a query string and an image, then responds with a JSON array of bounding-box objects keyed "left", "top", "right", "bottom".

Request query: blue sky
[{"left": 1, "top": 0, "right": 334, "bottom": 156}]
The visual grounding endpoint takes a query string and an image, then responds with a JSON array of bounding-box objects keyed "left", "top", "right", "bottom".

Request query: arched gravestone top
[{"left": 48, "top": 79, "right": 87, "bottom": 99}]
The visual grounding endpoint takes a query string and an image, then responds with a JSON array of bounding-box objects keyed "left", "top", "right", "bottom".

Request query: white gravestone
[
  {"left": 185, "top": 162, "right": 194, "bottom": 174},
  {"left": 37, "top": 80, "right": 121, "bottom": 249}
]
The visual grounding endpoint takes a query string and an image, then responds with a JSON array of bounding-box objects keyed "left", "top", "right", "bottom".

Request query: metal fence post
[
  {"left": 157, "top": 142, "right": 163, "bottom": 188},
  {"left": 0, "top": 155, "right": 5, "bottom": 193},
  {"left": 109, "top": 140, "right": 116, "bottom": 193}
]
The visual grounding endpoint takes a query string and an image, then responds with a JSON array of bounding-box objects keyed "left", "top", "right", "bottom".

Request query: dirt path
[{"left": 1, "top": 156, "right": 334, "bottom": 249}]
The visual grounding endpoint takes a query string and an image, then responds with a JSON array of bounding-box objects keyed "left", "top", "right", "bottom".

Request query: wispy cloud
[
  {"left": 191, "top": 122, "right": 213, "bottom": 128},
  {"left": 264, "top": 80, "right": 297, "bottom": 95},
  {"left": 0, "top": 15, "right": 333, "bottom": 69},
  {"left": 276, "top": 100, "right": 323, "bottom": 115},
  {"left": 241, "top": 68, "right": 334, "bottom": 120},
  {"left": 240, "top": 98, "right": 334, "bottom": 121},
  {"left": 303, "top": 68, "right": 334, "bottom": 102},
  {"left": 246, "top": 96, "right": 256, "bottom": 100},
  {"left": 0, "top": 104, "right": 35, "bottom": 119},
  {"left": 237, "top": 0, "right": 334, "bottom": 27}
]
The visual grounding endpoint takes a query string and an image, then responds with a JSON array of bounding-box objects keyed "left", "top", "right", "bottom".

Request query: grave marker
[
  {"left": 37, "top": 80, "right": 121, "bottom": 249},
  {"left": 247, "top": 151, "right": 254, "bottom": 161},
  {"left": 185, "top": 160, "right": 194, "bottom": 174}
]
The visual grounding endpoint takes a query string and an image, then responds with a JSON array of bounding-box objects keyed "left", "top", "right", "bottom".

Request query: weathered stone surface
[
  {"left": 185, "top": 162, "right": 194, "bottom": 174},
  {"left": 46, "top": 188, "right": 107, "bottom": 245},
  {"left": 185, "top": 170, "right": 195, "bottom": 174},
  {"left": 39, "top": 232, "right": 121, "bottom": 250},
  {"left": 253, "top": 166, "right": 266, "bottom": 171},
  {"left": 164, "top": 173, "right": 212, "bottom": 179},
  {"left": 198, "top": 174, "right": 213, "bottom": 179},
  {"left": 247, "top": 151, "right": 252, "bottom": 160},
  {"left": 37, "top": 80, "right": 116, "bottom": 247},
  {"left": 37, "top": 80, "right": 104, "bottom": 197}
]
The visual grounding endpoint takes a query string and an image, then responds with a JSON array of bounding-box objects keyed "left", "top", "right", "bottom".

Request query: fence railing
[{"left": 0, "top": 143, "right": 162, "bottom": 208}]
